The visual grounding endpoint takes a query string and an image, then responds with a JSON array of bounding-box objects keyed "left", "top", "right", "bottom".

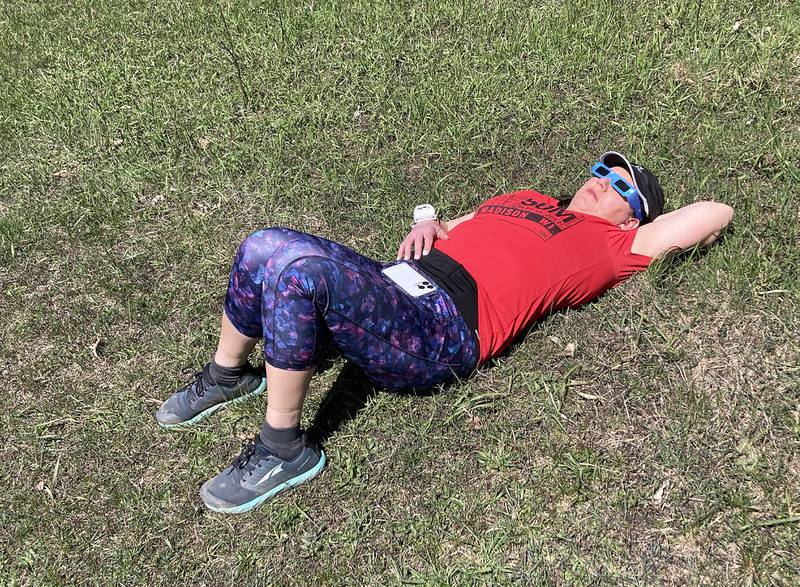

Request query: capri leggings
[{"left": 224, "top": 227, "right": 479, "bottom": 391}]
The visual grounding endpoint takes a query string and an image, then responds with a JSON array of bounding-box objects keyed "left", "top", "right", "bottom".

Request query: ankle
[
  {"left": 259, "top": 421, "right": 303, "bottom": 460},
  {"left": 208, "top": 355, "right": 251, "bottom": 387},
  {"left": 213, "top": 350, "right": 247, "bottom": 369}
]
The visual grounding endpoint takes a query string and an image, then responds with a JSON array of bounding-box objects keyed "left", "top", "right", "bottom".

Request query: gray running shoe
[
  {"left": 155, "top": 363, "right": 266, "bottom": 429},
  {"left": 200, "top": 436, "right": 326, "bottom": 514}
]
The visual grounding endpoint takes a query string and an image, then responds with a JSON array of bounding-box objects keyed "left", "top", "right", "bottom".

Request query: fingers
[
  {"left": 397, "top": 224, "right": 443, "bottom": 261},
  {"left": 397, "top": 237, "right": 410, "bottom": 260},
  {"left": 398, "top": 235, "right": 416, "bottom": 261},
  {"left": 412, "top": 232, "right": 424, "bottom": 259}
]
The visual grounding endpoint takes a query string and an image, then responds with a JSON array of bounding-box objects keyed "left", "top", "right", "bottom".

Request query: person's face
[{"left": 570, "top": 165, "right": 640, "bottom": 230}]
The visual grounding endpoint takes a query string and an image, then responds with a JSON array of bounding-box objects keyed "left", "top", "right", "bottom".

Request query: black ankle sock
[
  {"left": 259, "top": 421, "right": 304, "bottom": 461},
  {"left": 208, "top": 355, "right": 249, "bottom": 387}
]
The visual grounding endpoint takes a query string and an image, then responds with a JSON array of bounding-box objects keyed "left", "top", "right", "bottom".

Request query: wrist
[{"left": 410, "top": 218, "right": 440, "bottom": 229}]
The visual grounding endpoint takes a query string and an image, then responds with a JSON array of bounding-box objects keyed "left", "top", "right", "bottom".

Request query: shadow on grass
[
  {"left": 304, "top": 230, "right": 732, "bottom": 446},
  {"left": 306, "top": 348, "right": 466, "bottom": 447}
]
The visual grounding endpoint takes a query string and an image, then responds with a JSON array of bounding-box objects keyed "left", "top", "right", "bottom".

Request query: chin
[{"left": 573, "top": 192, "right": 592, "bottom": 209}]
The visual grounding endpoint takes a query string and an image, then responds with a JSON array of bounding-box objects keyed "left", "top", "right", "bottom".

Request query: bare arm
[
  {"left": 396, "top": 212, "right": 476, "bottom": 261},
  {"left": 442, "top": 211, "right": 475, "bottom": 232},
  {"left": 631, "top": 202, "right": 734, "bottom": 259}
]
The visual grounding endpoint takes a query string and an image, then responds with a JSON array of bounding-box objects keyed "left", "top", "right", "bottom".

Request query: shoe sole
[
  {"left": 201, "top": 451, "right": 327, "bottom": 515},
  {"left": 157, "top": 377, "right": 267, "bottom": 430}
]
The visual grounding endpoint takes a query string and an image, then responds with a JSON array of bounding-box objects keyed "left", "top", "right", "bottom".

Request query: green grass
[{"left": 1, "top": 0, "right": 798, "bottom": 584}]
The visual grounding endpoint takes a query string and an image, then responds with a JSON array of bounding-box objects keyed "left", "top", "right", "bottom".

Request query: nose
[{"left": 596, "top": 177, "right": 611, "bottom": 191}]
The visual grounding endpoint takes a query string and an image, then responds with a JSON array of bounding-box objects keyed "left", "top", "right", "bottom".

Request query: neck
[{"left": 565, "top": 200, "right": 588, "bottom": 214}]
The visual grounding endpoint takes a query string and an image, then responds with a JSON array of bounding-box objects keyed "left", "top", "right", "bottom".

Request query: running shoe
[
  {"left": 200, "top": 435, "right": 326, "bottom": 514},
  {"left": 155, "top": 362, "right": 266, "bottom": 429}
]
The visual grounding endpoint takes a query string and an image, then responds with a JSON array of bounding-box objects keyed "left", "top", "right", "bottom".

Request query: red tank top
[{"left": 433, "top": 190, "right": 651, "bottom": 364}]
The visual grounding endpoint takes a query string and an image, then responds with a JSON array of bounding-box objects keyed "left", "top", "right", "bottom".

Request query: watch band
[{"left": 409, "top": 218, "right": 440, "bottom": 228}]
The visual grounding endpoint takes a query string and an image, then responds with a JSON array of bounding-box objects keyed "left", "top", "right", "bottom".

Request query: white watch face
[{"left": 414, "top": 204, "right": 436, "bottom": 223}]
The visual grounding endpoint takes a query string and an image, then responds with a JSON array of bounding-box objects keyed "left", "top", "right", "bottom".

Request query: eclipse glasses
[{"left": 590, "top": 162, "right": 644, "bottom": 222}]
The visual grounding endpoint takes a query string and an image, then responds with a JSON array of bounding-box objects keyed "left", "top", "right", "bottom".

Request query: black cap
[{"left": 600, "top": 151, "right": 665, "bottom": 223}]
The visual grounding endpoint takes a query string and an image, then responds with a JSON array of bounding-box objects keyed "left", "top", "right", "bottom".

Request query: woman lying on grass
[{"left": 155, "top": 151, "right": 733, "bottom": 514}]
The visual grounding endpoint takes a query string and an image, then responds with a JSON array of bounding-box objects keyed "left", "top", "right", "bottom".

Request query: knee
[
  {"left": 268, "top": 234, "right": 329, "bottom": 273},
  {"left": 235, "top": 227, "right": 303, "bottom": 269}
]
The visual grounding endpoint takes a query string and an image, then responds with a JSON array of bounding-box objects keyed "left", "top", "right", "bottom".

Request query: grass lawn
[{"left": 1, "top": 0, "right": 798, "bottom": 584}]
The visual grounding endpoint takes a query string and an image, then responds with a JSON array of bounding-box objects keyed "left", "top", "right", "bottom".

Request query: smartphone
[{"left": 381, "top": 262, "right": 439, "bottom": 298}]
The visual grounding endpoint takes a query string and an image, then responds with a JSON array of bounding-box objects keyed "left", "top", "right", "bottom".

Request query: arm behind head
[{"left": 631, "top": 201, "right": 734, "bottom": 259}]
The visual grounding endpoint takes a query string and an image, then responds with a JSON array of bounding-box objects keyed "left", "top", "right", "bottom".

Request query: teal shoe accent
[
  {"left": 204, "top": 450, "right": 326, "bottom": 515},
  {"left": 157, "top": 375, "right": 266, "bottom": 430}
]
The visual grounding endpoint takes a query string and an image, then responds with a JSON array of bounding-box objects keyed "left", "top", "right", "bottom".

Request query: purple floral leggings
[{"left": 224, "top": 228, "right": 479, "bottom": 391}]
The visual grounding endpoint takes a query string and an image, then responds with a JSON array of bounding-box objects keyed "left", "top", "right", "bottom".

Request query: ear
[{"left": 617, "top": 216, "right": 640, "bottom": 231}]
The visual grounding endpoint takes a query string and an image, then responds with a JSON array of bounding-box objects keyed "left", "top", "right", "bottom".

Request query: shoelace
[
  {"left": 232, "top": 437, "right": 279, "bottom": 476},
  {"left": 187, "top": 371, "right": 208, "bottom": 400},
  {"left": 233, "top": 439, "right": 258, "bottom": 470}
]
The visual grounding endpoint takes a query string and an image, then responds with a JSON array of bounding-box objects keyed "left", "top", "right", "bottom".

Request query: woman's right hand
[{"left": 396, "top": 220, "right": 450, "bottom": 261}]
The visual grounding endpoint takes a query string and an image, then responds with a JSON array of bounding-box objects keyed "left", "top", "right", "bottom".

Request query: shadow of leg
[
  {"left": 306, "top": 358, "right": 477, "bottom": 448},
  {"left": 310, "top": 340, "right": 341, "bottom": 378},
  {"left": 307, "top": 362, "right": 379, "bottom": 446}
]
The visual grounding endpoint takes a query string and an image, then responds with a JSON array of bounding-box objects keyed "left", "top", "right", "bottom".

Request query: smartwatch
[{"left": 412, "top": 204, "right": 437, "bottom": 227}]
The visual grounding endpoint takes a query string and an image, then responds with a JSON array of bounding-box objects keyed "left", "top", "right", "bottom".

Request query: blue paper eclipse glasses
[{"left": 590, "top": 162, "right": 644, "bottom": 222}]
